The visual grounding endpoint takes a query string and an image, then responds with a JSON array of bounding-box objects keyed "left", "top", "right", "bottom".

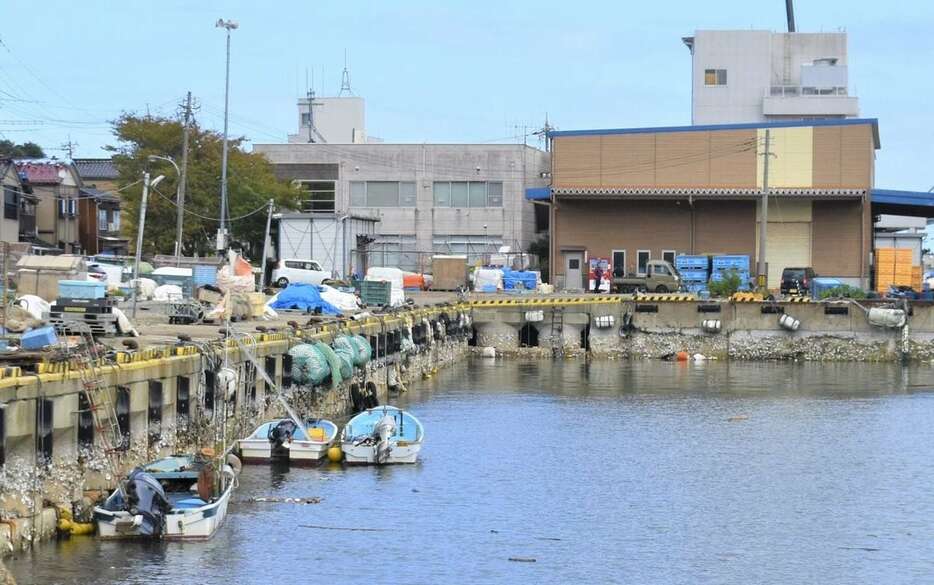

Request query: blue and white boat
[
  {"left": 239, "top": 418, "right": 338, "bottom": 465},
  {"left": 341, "top": 406, "right": 424, "bottom": 465},
  {"left": 94, "top": 454, "right": 237, "bottom": 540}
]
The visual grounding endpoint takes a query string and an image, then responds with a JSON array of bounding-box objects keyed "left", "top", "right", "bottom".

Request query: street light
[
  {"left": 147, "top": 155, "right": 183, "bottom": 263},
  {"left": 216, "top": 18, "right": 238, "bottom": 253},
  {"left": 132, "top": 172, "right": 165, "bottom": 319}
]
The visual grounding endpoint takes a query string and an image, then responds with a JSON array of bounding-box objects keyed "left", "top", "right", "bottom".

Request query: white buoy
[
  {"left": 480, "top": 346, "right": 496, "bottom": 358},
  {"left": 778, "top": 314, "right": 801, "bottom": 331},
  {"left": 701, "top": 319, "right": 721, "bottom": 333}
]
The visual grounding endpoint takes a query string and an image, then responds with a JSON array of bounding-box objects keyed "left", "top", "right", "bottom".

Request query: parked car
[
  {"left": 271, "top": 259, "right": 329, "bottom": 288},
  {"left": 612, "top": 259, "right": 681, "bottom": 293},
  {"left": 780, "top": 267, "right": 817, "bottom": 296}
]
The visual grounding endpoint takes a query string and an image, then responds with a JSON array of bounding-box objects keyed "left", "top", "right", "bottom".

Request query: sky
[{"left": 0, "top": 0, "right": 931, "bottom": 192}]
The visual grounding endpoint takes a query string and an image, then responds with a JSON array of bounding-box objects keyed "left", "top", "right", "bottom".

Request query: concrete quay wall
[{"left": 469, "top": 297, "right": 934, "bottom": 362}]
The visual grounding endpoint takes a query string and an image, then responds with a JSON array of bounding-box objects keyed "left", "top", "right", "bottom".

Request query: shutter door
[{"left": 766, "top": 222, "right": 811, "bottom": 287}]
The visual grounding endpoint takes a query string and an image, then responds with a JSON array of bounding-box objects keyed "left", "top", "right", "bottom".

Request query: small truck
[{"left": 611, "top": 259, "right": 681, "bottom": 293}]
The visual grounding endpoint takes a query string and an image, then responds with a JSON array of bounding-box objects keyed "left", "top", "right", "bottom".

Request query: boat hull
[
  {"left": 341, "top": 441, "right": 422, "bottom": 465},
  {"left": 93, "top": 474, "right": 234, "bottom": 541},
  {"left": 239, "top": 438, "right": 331, "bottom": 465}
]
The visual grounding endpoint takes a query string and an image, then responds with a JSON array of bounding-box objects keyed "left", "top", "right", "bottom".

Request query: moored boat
[
  {"left": 341, "top": 406, "right": 423, "bottom": 465},
  {"left": 94, "top": 452, "right": 237, "bottom": 540},
  {"left": 239, "top": 418, "right": 338, "bottom": 465}
]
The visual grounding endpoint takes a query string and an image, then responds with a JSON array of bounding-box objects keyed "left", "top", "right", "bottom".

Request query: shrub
[
  {"left": 707, "top": 269, "right": 744, "bottom": 297},
  {"left": 819, "top": 284, "right": 866, "bottom": 300}
]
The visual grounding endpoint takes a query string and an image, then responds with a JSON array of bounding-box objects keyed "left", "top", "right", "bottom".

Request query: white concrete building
[
  {"left": 683, "top": 30, "right": 859, "bottom": 124},
  {"left": 255, "top": 142, "right": 550, "bottom": 273},
  {"left": 288, "top": 94, "right": 368, "bottom": 144}
]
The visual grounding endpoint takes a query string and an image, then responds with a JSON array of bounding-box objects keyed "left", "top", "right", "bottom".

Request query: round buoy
[
  {"left": 327, "top": 446, "right": 343, "bottom": 463},
  {"left": 676, "top": 351, "right": 689, "bottom": 362}
]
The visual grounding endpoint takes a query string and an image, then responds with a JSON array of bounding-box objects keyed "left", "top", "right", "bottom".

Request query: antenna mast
[{"left": 339, "top": 49, "right": 354, "bottom": 97}]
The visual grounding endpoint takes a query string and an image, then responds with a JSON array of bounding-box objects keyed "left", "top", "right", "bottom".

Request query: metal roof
[
  {"left": 553, "top": 187, "right": 866, "bottom": 199},
  {"left": 871, "top": 188, "right": 934, "bottom": 217},
  {"left": 549, "top": 118, "right": 881, "bottom": 149},
  {"left": 73, "top": 158, "right": 118, "bottom": 180},
  {"left": 16, "top": 254, "right": 86, "bottom": 271}
]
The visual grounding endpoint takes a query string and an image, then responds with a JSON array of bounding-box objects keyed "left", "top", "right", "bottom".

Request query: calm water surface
[{"left": 10, "top": 359, "right": 934, "bottom": 584}]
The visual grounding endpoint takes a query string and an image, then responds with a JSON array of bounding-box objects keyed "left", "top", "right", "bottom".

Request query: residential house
[
  {"left": 15, "top": 160, "right": 82, "bottom": 253},
  {"left": 73, "top": 158, "right": 126, "bottom": 255},
  {"left": 0, "top": 159, "right": 25, "bottom": 244}
]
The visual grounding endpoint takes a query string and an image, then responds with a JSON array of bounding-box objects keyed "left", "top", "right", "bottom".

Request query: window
[
  {"left": 112, "top": 210, "right": 120, "bottom": 231},
  {"left": 652, "top": 264, "right": 671, "bottom": 276},
  {"left": 568, "top": 259, "right": 580, "bottom": 270},
  {"left": 36, "top": 399, "right": 53, "bottom": 464},
  {"left": 176, "top": 376, "right": 190, "bottom": 428},
  {"left": 662, "top": 250, "right": 676, "bottom": 266},
  {"left": 433, "top": 235, "right": 503, "bottom": 265},
  {"left": 58, "top": 198, "right": 67, "bottom": 218},
  {"left": 300, "top": 112, "right": 311, "bottom": 126},
  {"left": 704, "top": 68, "right": 727, "bottom": 86},
  {"left": 77, "top": 393, "right": 94, "bottom": 451},
  {"left": 432, "top": 182, "right": 503, "bottom": 208},
  {"left": 116, "top": 386, "right": 131, "bottom": 449},
  {"left": 148, "top": 381, "right": 162, "bottom": 445},
  {"left": 4, "top": 187, "right": 18, "bottom": 220},
  {"left": 297, "top": 181, "right": 335, "bottom": 212},
  {"left": 348, "top": 181, "right": 417, "bottom": 208},
  {"left": 612, "top": 250, "right": 626, "bottom": 278},
  {"left": 372, "top": 235, "right": 419, "bottom": 271},
  {"left": 67, "top": 199, "right": 77, "bottom": 217},
  {"left": 637, "top": 250, "right": 650, "bottom": 276},
  {"left": 98, "top": 208, "right": 107, "bottom": 231}
]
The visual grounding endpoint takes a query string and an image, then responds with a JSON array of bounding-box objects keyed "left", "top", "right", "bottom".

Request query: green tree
[
  {"left": 107, "top": 113, "right": 299, "bottom": 259},
  {"left": 0, "top": 140, "right": 45, "bottom": 158}
]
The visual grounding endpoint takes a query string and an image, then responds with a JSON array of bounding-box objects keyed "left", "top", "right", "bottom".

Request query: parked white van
[{"left": 272, "top": 259, "right": 329, "bottom": 287}]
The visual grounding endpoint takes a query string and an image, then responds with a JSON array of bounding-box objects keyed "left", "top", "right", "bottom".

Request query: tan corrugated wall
[
  {"left": 693, "top": 201, "right": 757, "bottom": 257},
  {"left": 812, "top": 200, "right": 863, "bottom": 277}
]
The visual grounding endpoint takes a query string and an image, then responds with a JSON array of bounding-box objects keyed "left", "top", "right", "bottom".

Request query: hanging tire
[{"left": 276, "top": 277, "right": 289, "bottom": 288}]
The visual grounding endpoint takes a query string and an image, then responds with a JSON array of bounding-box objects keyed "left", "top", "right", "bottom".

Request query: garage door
[{"left": 765, "top": 222, "right": 811, "bottom": 288}]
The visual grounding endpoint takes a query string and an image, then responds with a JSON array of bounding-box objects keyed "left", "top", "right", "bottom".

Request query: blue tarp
[
  {"left": 501, "top": 269, "right": 537, "bottom": 291},
  {"left": 269, "top": 283, "right": 341, "bottom": 315}
]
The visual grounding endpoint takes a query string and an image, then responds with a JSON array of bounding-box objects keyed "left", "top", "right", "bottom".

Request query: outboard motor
[
  {"left": 268, "top": 419, "right": 299, "bottom": 460},
  {"left": 119, "top": 468, "right": 171, "bottom": 537},
  {"left": 374, "top": 414, "right": 397, "bottom": 464}
]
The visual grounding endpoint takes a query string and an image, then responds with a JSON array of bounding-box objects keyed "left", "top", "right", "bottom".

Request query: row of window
[
  {"left": 367, "top": 234, "right": 503, "bottom": 272},
  {"left": 97, "top": 208, "right": 121, "bottom": 232},
  {"left": 295, "top": 180, "right": 507, "bottom": 211},
  {"left": 58, "top": 198, "right": 78, "bottom": 218}
]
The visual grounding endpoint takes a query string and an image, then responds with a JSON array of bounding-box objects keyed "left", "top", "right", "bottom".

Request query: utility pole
[
  {"left": 757, "top": 129, "right": 772, "bottom": 292},
  {"left": 176, "top": 91, "right": 192, "bottom": 266},
  {"left": 258, "top": 199, "right": 274, "bottom": 292},
  {"left": 133, "top": 172, "right": 156, "bottom": 319},
  {"left": 216, "top": 19, "right": 239, "bottom": 253}
]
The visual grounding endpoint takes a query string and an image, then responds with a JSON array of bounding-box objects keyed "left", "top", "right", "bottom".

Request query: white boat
[
  {"left": 239, "top": 418, "right": 338, "bottom": 465},
  {"left": 341, "top": 406, "right": 424, "bottom": 465},
  {"left": 94, "top": 454, "right": 237, "bottom": 541}
]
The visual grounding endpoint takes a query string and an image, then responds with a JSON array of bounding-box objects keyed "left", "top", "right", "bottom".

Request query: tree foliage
[
  {"left": 0, "top": 140, "right": 44, "bottom": 158},
  {"left": 108, "top": 114, "right": 299, "bottom": 259}
]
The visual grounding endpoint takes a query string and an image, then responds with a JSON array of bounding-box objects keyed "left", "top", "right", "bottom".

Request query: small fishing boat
[
  {"left": 94, "top": 452, "right": 237, "bottom": 540},
  {"left": 239, "top": 418, "right": 338, "bottom": 465},
  {"left": 341, "top": 406, "right": 424, "bottom": 465}
]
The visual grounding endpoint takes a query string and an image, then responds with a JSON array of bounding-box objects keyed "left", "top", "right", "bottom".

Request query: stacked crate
[
  {"left": 875, "top": 248, "right": 918, "bottom": 293},
  {"left": 675, "top": 255, "right": 709, "bottom": 293},
  {"left": 711, "top": 255, "right": 752, "bottom": 291}
]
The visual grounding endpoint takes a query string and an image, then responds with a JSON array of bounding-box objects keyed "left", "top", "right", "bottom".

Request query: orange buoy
[{"left": 676, "top": 351, "right": 689, "bottom": 362}]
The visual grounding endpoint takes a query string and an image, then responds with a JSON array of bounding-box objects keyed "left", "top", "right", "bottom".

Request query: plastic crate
[
  {"left": 360, "top": 280, "right": 391, "bottom": 306},
  {"left": 679, "top": 269, "right": 708, "bottom": 283},
  {"left": 21, "top": 326, "right": 58, "bottom": 350},
  {"left": 712, "top": 255, "right": 750, "bottom": 272},
  {"left": 58, "top": 280, "right": 106, "bottom": 300},
  {"left": 709, "top": 270, "right": 750, "bottom": 282},
  {"left": 675, "top": 255, "right": 709, "bottom": 271}
]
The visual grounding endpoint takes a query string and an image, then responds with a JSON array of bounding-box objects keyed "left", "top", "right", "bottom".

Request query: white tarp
[
  {"left": 153, "top": 284, "right": 184, "bottom": 302},
  {"left": 152, "top": 266, "right": 193, "bottom": 277},
  {"left": 319, "top": 284, "right": 361, "bottom": 313},
  {"left": 13, "top": 295, "right": 50, "bottom": 321},
  {"left": 475, "top": 268, "right": 504, "bottom": 291},
  {"left": 365, "top": 267, "right": 406, "bottom": 306}
]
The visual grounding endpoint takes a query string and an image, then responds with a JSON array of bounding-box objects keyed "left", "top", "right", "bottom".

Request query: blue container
[
  {"left": 675, "top": 255, "right": 709, "bottom": 271},
  {"left": 58, "top": 280, "right": 106, "bottom": 300},
  {"left": 712, "top": 255, "right": 751, "bottom": 272},
  {"left": 21, "top": 326, "right": 58, "bottom": 350},
  {"left": 709, "top": 270, "right": 749, "bottom": 282},
  {"left": 193, "top": 265, "right": 217, "bottom": 287},
  {"left": 679, "top": 269, "right": 708, "bottom": 283},
  {"left": 810, "top": 277, "right": 842, "bottom": 299}
]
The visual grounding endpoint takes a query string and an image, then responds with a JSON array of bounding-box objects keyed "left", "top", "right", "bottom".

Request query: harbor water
[{"left": 9, "top": 359, "right": 934, "bottom": 584}]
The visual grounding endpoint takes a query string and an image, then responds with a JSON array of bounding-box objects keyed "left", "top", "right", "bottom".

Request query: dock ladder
[
  {"left": 66, "top": 325, "right": 124, "bottom": 477},
  {"left": 550, "top": 307, "right": 564, "bottom": 357}
]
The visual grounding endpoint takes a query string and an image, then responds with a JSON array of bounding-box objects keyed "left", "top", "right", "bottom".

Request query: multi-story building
[
  {"left": 256, "top": 97, "right": 550, "bottom": 275},
  {"left": 15, "top": 160, "right": 83, "bottom": 253},
  {"left": 683, "top": 30, "right": 859, "bottom": 124}
]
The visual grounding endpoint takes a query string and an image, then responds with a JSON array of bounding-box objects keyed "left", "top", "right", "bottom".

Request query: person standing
[{"left": 592, "top": 265, "right": 603, "bottom": 293}]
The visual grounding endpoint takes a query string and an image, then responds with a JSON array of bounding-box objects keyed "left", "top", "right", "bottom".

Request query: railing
[{"left": 768, "top": 85, "right": 850, "bottom": 98}]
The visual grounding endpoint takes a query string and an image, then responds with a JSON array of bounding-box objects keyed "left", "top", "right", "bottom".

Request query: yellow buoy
[{"left": 327, "top": 446, "right": 343, "bottom": 463}]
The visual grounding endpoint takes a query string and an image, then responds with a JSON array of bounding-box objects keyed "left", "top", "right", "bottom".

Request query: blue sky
[{"left": 0, "top": 0, "right": 931, "bottom": 192}]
